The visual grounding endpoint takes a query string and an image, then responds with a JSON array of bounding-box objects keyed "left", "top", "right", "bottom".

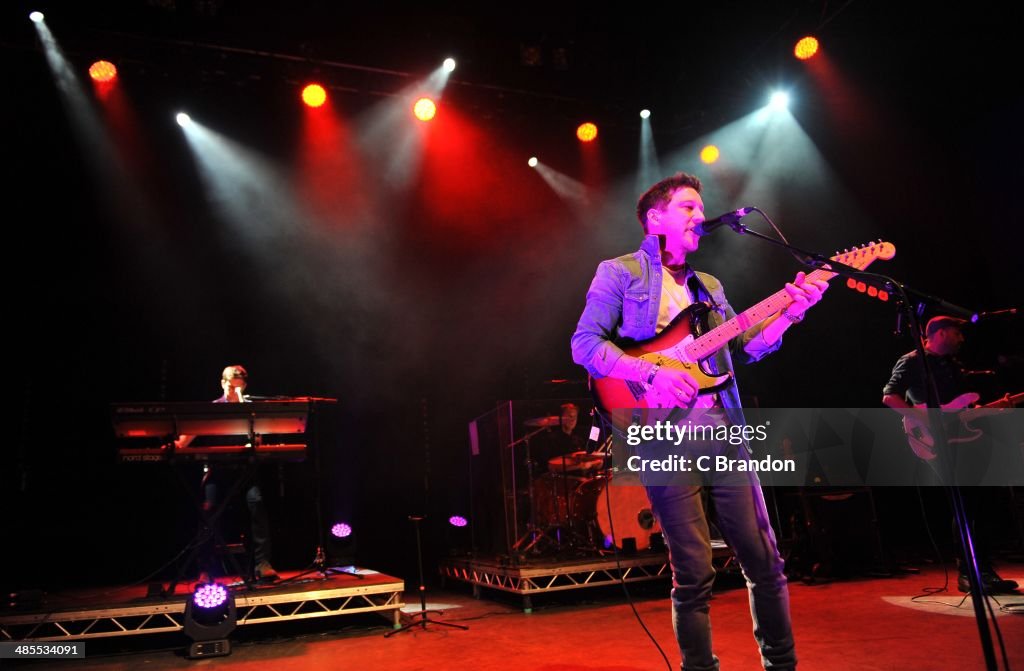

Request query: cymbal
[{"left": 524, "top": 415, "right": 560, "bottom": 428}]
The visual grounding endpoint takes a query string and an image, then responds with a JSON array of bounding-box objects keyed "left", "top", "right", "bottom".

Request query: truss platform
[
  {"left": 441, "top": 543, "right": 733, "bottom": 611},
  {"left": 0, "top": 567, "right": 405, "bottom": 642}
]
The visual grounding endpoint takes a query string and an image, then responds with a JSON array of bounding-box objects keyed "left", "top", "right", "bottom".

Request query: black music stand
[{"left": 385, "top": 515, "right": 468, "bottom": 637}]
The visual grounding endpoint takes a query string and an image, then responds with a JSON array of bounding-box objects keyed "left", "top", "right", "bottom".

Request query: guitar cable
[
  {"left": 591, "top": 410, "right": 673, "bottom": 670},
  {"left": 602, "top": 476, "right": 674, "bottom": 671}
]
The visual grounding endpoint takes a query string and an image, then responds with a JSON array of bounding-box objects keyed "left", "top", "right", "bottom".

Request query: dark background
[{"left": 3, "top": 1, "right": 1022, "bottom": 591}]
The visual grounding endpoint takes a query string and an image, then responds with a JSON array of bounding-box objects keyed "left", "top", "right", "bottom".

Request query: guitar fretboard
[{"left": 684, "top": 267, "right": 835, "bottom": 361}]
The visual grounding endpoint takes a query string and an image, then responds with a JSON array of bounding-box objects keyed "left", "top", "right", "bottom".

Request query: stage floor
[{"left": 8, "top": 563, "right": 1024, "bottom": 670}]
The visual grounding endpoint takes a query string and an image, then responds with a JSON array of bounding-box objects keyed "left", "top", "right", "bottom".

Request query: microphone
[{"left": 693, "top": 207, "right": 754, "bottom": 236}]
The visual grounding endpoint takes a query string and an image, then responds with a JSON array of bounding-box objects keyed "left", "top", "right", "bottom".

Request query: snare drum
[{"left": 547, "top": 451, "right": 605, "bottom": 474}]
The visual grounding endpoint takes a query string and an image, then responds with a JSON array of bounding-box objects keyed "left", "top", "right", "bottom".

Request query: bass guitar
[{"left": 903, "top": 391, "right": 1024, "bottom": 461}]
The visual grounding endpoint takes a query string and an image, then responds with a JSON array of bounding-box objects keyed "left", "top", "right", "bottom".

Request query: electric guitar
[
  {"left": 903, "top": 391, "right": 1024, "bottom": 461},
  {"left": 591, "top": 241, "right": 897, "bottom": 429}
]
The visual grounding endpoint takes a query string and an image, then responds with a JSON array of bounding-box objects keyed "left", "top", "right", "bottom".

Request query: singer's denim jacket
[{"left": 570, "top": 235, "right": 782, "bottom": 424}]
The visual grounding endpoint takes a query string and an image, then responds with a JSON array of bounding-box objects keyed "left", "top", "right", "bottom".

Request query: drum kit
[{"left": 510, "top": 415, "right": 661, "bottom": 556}]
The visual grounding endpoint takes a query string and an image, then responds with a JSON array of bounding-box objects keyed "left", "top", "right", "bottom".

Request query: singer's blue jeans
[{"left": 644, "top": 441, "right": 796, "bottom": 671}]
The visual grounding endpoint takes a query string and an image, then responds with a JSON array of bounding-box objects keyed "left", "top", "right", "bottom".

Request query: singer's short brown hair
[{"left": 636, "top": 172, "right": 703, "bottom": 232}]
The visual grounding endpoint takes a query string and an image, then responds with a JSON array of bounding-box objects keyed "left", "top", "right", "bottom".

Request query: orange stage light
[
  {"left": 89, "top": 60, "right": 117, "bottom": 83},
  {"left": 700, "top": 145, "right": 720, "bottom": 164},
  {"left": 302, "top": 84, "right": 327, "bottom": 108},
  {"left": 576, "top": 122, "right": 598, "bottom": 143},
  {"left": 414, "top": 97, "right": 437, "bottom": 122},
  {"left": 794, "top": 36, "right": 819, "bottom": 61}
]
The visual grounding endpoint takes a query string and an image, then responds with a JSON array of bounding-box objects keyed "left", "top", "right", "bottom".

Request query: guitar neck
[
  {"left": 684, "top": 267, "right": 834, "bottom": 361},
  {"left": 984, "top": 392, "right": 1024, "bottom": 409}
]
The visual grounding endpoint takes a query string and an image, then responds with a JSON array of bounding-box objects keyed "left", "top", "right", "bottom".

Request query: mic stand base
[
  {"left": 384, "top": 610, "right": 469, "bottom": 637},
  {"left": 282, "top": 546, "right": 365, "bottom": 585}
]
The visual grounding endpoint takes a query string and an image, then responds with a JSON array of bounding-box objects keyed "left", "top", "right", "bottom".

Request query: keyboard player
[{"left": 179, "top": 365, "right": 280, "bottom": 583}]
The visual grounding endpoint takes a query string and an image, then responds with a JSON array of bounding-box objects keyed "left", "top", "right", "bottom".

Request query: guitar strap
[
  {"left": 686, "top": 270, "right": 718, "bottom": 334},
  {"left": 686, "top": 270, "right": 727, "bottom": 381}
]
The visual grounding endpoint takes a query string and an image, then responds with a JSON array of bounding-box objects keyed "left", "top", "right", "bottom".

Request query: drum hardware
[
  {"left": 508, "top": 422, "right": 559, "bottom": 556},
  {"left": 517, "top": 469, "right": 662, "bottom": 557},
  {"left": 509, "top": 414, "right": 662, "bottom": 559}
]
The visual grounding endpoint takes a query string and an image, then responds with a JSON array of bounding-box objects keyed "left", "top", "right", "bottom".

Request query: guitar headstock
[{"left": 830, "top": 240, "right": 896, "bottom": 270}]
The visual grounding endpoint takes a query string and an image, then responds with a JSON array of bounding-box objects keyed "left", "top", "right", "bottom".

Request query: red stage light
[
  {"left": 794, "top": 36, "right": 819, "bottom": 61},
  {"left": 846, "top": 278, "right": 857, "bottom": 289},
  {"left": 414, "top": 97, "right": 437, "bottom": 122},
  {"left": 302, "top": 84, "right": 327, "bottom": 108},
  {"left": 878, "top": 291, "right": 889, "bottom": 301},
  {"left": 89, "top": 60, "right": 117, "bottom": 83},
  {"left": 867, "top": 286, "right": 878, "bottom": 297},
  {"left": 700, "top": 145, "right": 720, "bottom": 164},
  {"left": 856, "top": 282, "right": 867, "bottom": 293},
  {"left": 576, "top": 122, "right": 598, "bottom": 143}
]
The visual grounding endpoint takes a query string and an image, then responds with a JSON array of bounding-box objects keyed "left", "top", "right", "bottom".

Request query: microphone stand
[
  {"left": 716, "top": 219, "right": 999, "bottom": 671},
  {"left": 509, "top": 425, "right": 556, "bottom": 556},
  {"left": 891, "top": 290, "right": 998, "bottom": 671}
]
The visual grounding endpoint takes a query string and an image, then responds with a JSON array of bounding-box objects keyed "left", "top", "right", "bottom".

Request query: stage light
[
  {"left": 176, "top": 112, "right": 192, "bottom": 127},
  {"left": 443, "top": 58, "right": 456, "bottom": 73},
  {"left": 700, "top": 145, "right": 720, "bottom": 164},
  {"left": 301, "top": 83, "right": 327, "bottom": 108},
  {"left": 847, "top": 277, "right": 889, "bottom": 302},
  {"left": 769, "top": 91, "right": 790, "bottom": 110},
  {"left": 528, "top": 157, "right": 538, "bottom": 168},
  {"left": 640, "top": 109, "right": 651, "bottom": 119},
  {"left": 193, "top": 583, "right": 229, "bottom": 609},
  {"left": 29, "top": 11, "right": 44, "bottom": 22},
  {"left": 88, "top": 60, "right": 117, "bottom": 83},
  {"left": 184, "top": 582, "right": 236, "bottom": 659},
  {"left": 327, "top": 522, "right": 356, "bottom": 565},
  {"left": 413, "top": 97, "right": 437, "bottom": 122},
  {"left": 446, "top": 514, "right": 472, "bottom": 557},
  {"left": 794, "top": 36, "right": 819, "bottom": 61},
  {"left": 576, "top": 122, "right": 598, "bottom": 143}
]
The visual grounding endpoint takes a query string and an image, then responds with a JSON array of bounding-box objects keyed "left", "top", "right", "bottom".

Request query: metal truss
[
  {"left": 440, "top": 555, "right": 672, "bottom": 595},
  {"left": 0, "top": 579, "right": 405, "bottom": 642}
]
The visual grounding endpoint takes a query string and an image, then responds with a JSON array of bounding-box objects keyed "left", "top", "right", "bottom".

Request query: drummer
[{"left": 535, "top": 403, "right": 596, "bottom": 474}]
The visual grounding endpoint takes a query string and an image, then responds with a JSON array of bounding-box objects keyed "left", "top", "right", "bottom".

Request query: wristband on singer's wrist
[
  {"left": 646, "top": 362, "right": 662, "bottom": 385},
  {"left": 781, "top": 306, "right": 804, "bottom": 323}
]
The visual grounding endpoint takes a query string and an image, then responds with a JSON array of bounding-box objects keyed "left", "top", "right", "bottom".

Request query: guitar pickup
[{"left": 625, "top": 380, "right": 646, "bottom": 401}]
